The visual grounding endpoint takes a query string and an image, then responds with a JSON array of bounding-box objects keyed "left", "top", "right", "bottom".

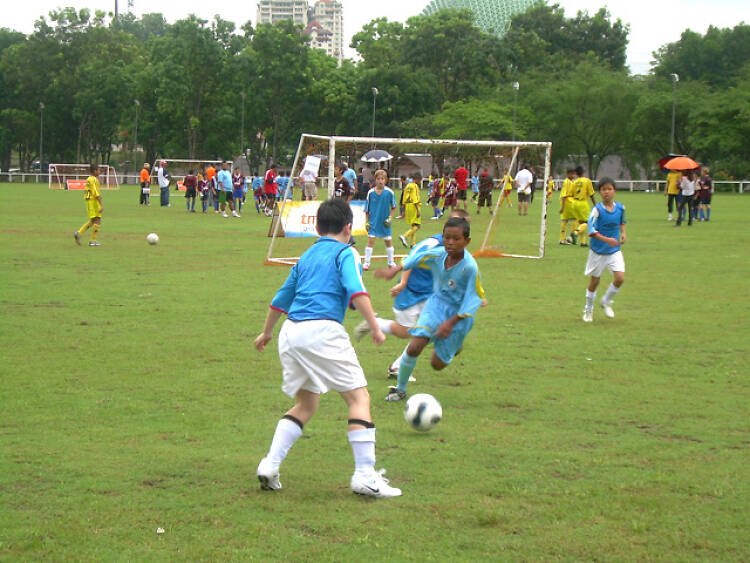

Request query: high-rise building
[
  {"left": 256, "top": 0, "right": 309, "bottom": 27},
  {"left": 310, "top": 0, "right": 344, "bottom": 64},
  {"left": 422, "top": 0, "right": 536, "bottom": 37}
]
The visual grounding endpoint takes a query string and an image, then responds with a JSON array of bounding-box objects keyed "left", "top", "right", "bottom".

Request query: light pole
[
  {"left": 371, "top": 87, "right": 378, "bottom": 138},
  {"left": 39, "top": 102, "right": 44, "bottom": 174},
  {"left": 133, "top": 99, "right": 140, "bottom": 179},
  {"left": 670, "top": 73, "right": 679, "bottom": 154},
  {"left": 512, "top": 81, "right": 519, "bottom": 143},
  {"left": 240, "top": 91, "right": 246, "bottom": 159}
]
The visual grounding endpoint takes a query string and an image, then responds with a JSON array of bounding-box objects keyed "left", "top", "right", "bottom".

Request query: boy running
[
  {"left": 254, "top": 198, "right": 401, "bottom": 498},
  {"left": 385, "top": 217, "right": 485, "bottom": 402},
  {"left": 582, "top": 178, "right": 626, "bottom": 322},
  {"left": 363, "top": 169, "right": 397, "bottom": 271},
  {"left": 428, "top": 176, "right": 443, "bottom": 220},
  {"left": 399, "top": 173, "right": 422, "bottom": 248},
  {"left": 559, "top": 168, "right": 577, "bottom": 244},
  {"left": 73, "top": 165, "right": 103, "bottom": 247},
  {"left": 498, "top": 169, "right": 513, "bottom": 208}
]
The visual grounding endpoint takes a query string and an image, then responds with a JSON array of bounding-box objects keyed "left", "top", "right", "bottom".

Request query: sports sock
[
  {"left": 396, "top": 352, "right": 418, "bottom": 392},
  {"left": 186, "top": 200, "right": 190, "bottom": 211},
  {"left": 376, "top": 317, "right": 393, "bottom": 334},
  {"left": 348, "top": 427, "right": 376, "bottom": 475},
  {"left": 386, "top": 246, "right": 395, "bottom": 266},
  {"left": 602, "top": 283, "right": 620, "bottom": 304},
  {"left": 408, "top": 228, "right": 418, "bottom": 246},
  {"left": 78, "top": 220, "right": 93, "bottom": 234},
  {"left": 699, "top": 208, "right": 704, "bottom": 220},
  {"left": 364, "top": 246, "right": 373, "bottom": 266},
  {"left": 585, "top": 289, "right": 596, "bottom": 311},
  {"left": 560, "top": 220, "right": 568, "bottom": 242},
  {"left": 91, "top": 224, "right": 99, "bottom": 241},
  {"left": 706, "top": 208, "right": 711, "bottom": 220},
  {"left": 267, "top": 418, "right": 303, "bottom": 468},
  {"left": 391, "top": 344, "right": 409, "bottom": 371}
]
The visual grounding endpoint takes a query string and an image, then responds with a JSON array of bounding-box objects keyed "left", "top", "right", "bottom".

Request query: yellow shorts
[
  {"left": 560, "top": 201, "right": 577, "bottom": 220},
  {"left": 405, "top": 205, "right": 421, "bottom": 226},
  {"left": 572, "top": 200, "right": 590, "bottom": 222},
  {"left": 86, "top": 201, "right": 102, "bottom": 219}
]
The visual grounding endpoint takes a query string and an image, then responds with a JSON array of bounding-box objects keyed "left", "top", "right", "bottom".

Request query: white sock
[
  {"left": 267, "top": 418, "right": 303, "bottom": 468},
  {"left": 386, "top": 246, "right": 395, "bottom": 266},
  {"left": 602, "top": 283, "right": 620, "bottom": 304},
  {"left": 585, "top": 289, "right": 596, "bottom": 311},
  {"left": 376, "top": 317, "right": 393, "bottom": 334},
  {"left": 348, "top": 428, "right": 376, "bottom": 475},
  {"left": 364, "top": 246, "right": 373, "bottom": 266}
]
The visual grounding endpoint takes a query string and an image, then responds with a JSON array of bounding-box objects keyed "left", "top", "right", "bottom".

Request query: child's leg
[
  {"left": 90, "top": 218, "right": 101, "bottom": 241},
  {"left": 340, "top": 387, "right": 376, "bottom": 475},
  {"left": 559, "top": 219, "right": 569, "bottom": 242},
  {"left": 263, "top": 390, "right": 319, "bottom": 471},
  {"left": 384, "top": 238, "right": 395, "bottom": 267},
  {"left": 585, "top": 276, "right": 600, "bottom": 311},
  {"left": 395, "top": 337, "right": 429, "bottom": 392},
  {"left": 364, "top": 237, "right": 375, "bottom": 267},
  {"left": 602, "top": 271, "right": 624, "bottom": 304},
  {"left": 706, "top": 204, "right": 711, "bottom": 221},
  {"left": 78, "top": 219, "right": 93, "bottom": 234}
]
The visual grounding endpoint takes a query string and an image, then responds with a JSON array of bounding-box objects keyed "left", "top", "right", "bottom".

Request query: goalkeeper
[{"left": 362, "top": 169, "right": 397, "bottom": 270}]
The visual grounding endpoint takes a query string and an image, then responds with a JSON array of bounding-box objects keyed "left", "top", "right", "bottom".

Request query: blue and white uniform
[
  {"left": 402, "top": 247, "right": 484, "bottom": 364},
  {"left": 364, "top": 187, "right": 396, "bottom": 239},
  {"left": 343, "top": 168, "right": 357, "bottom": 194},
  {"left": 217, "top": 169, "right": 232, "bottom": 192},
  {"left": 471, "top": 175, "right": 480, "bottom": 195},
  {"left": 392, "top": 234, "right": 442, "bottom": 327},
  {"left": 585, "top": 201, "right": 626, "bottom": 277},
  {"left": 270, "top": 238, "right": 369, "bottom": 397},
  {"left": 277, "top": 176, "right": 291, "bottom": 199}
]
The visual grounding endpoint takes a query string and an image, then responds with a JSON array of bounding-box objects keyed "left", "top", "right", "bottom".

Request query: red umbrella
[{"left": 664, "top": 156, "right": 700, "bottom": 170}]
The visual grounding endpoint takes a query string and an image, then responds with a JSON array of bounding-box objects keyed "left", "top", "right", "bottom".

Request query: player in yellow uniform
[
  {"left": 73, "top": 165, "right": 103, "bottom": 247},
  {"left": 665, "top": 170, "right": 681, "bottom": 221},
  {"left": 568, "top": 166, "right": 596, "bottom": 247},
  {"left": 559, "top": 168, "right": 577, "bottom": 244},
  {"left": 498, "top": 169, "right": 513, "bottom": 208},
  {"left": 399, "top": 173, "right": 422, "bottom": 247}
]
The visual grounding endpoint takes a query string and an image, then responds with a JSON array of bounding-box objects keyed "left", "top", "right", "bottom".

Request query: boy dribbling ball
[
  {"left": 582, "top": 178, "right": 627, "bottom": 322},
  {"left": 254, "top": 198, "right": 402, "bottom": 498}
]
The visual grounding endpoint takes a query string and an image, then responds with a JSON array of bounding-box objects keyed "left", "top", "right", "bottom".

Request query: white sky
[{"left": 6, "top": 1, "right": 748, "bottom": 74}]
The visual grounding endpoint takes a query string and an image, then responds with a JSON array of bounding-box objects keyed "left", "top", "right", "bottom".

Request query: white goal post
[
  {"left": 265, "top": 134, "right": 552, "bottom": 266},
  {"left": 48, "top": 163, "right": 119, "bottom": 190}
]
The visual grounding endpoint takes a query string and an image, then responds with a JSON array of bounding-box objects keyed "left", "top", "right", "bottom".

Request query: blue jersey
[
  {"left": 217, "top": 170, "right": 232, "bottom": 191},
  {"left": 252, "top": 176, "right": 263, "bottom": 192},
  {"left": 588, "top": 201, "right": 626, "bottom": 255},
  {"left": 276, "top": 176, "right": 290, "bottom": 197},
  {"left": 364, "top": 187, "right": 396, "bottom": 237},
  {"left": 270, "top": 238, "right": 367, "bottom": 324},
  {"left": 394, "top": 234, "right": 442, "bottom": 310},
  {"left": 471, "top": 175, "right": 480, "bottom": 193},
  {"left": 402, "top": 247, "right": 484, "bottom": 320},
  {"left": 343, "top": 168, "right": 357, "bottom": 192}
]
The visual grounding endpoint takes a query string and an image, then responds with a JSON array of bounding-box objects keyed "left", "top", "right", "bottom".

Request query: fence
[{"left": 1, "top": 172, "right": 749, "bottom": 194}]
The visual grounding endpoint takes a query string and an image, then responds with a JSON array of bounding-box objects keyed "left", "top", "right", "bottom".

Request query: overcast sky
[{"left": 7, "top": 0, "right": 747, "bottom": 74}]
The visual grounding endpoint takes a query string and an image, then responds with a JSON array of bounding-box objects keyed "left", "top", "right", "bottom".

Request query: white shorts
[
  {"left": 393, "top": 301, "right": 426, "bottom": 328},
  {"left": 584, "top": 250, "right": 625, "bottom": 278},
  {"left": 278, "top": 319, "right": 367, "bottom": 398}
]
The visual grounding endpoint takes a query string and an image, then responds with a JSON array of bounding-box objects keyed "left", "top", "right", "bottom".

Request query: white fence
[{"left": 1, "top": 171, "right": 749, "bottom": 194}]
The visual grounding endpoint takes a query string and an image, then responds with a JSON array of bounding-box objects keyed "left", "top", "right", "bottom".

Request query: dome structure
[{"left": 421, "top": 0, "right": 537, "bottom": 37}]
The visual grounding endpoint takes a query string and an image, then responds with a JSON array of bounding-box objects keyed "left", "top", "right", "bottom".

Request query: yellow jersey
[
  {"left": 666, "top": 171, "right": 681, "bottom": 195},
  {"left": 571, "top": 177, "right": 594, "bottom": 201},
  {"left": 84, "top": 175, "right": 101, "bottom": 201},
  {"left": 502, "top": 174, "right": 513, "bottom": 191},
  {"left": 560, "top": 178, "right": 574, "bottom": 199},
  {"left": 403, "top": 182, "right": 421, "bottom": 205}
]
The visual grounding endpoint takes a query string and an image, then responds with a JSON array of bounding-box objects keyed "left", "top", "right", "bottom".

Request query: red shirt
[
  {"left": 455, "top": 167, "right": 469, "bottom": 190},
  {"left": 264, "top": 169, "right": 277, "bottom": 195}
]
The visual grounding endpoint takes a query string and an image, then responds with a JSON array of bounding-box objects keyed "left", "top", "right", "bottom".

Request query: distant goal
[
  {"left": 49, "top": 163, "right": 119, "bottom": 190},
  {"left": 266, "top": 134, "right": 552, "bottom": 266}
]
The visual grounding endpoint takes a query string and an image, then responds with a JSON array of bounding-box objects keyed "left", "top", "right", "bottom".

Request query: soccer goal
[
  {"left": 265, "top": 134, "right": 552, "bottom": 266},
  {"left": 48, "top": 163, "right": 119, "bottom": 190},
  {"left": 151, "top": 159, "right": 223, "bottom": 190}
]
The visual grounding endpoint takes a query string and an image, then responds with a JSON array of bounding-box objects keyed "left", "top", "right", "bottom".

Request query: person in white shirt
[
  {"left": 514, "top": 164, "right": 534, "bottom": 216},
  {"left": 676, "top": 170, "right": 697, "bottom": 227},
  {"left": 156, "top": 160, "right": 171, "bottom": 207}
]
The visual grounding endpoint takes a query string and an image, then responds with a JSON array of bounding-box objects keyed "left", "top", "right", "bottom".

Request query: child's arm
[
  {"left": 254, "top": 308, "right": 284, "bottom": 352},
  {"left": 620, "top": 224, "right": 627, "bottom": 245},
  {"left": 435, "top": 314, "right": 461, "bottom": 339},
  {"left": 351, "top": 295, "right": 385, "bottom": 345},
  {"left": 374, "top": 263, "right": 402, "bottom": 280},
  {"left": 390, "top": 268, "right": 412, "bottom": 297}
]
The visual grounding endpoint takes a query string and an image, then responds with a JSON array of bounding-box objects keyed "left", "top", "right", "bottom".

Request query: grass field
[{"left": 1, "top": 184, "right": 749, "bottom": 560}]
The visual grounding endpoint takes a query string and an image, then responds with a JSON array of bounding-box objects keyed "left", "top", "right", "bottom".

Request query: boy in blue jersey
[
  {"left": 385, "top": 217, "right": 485, "bottom": 402},
  {"left": 276, "top": 173, "right": 291, "bottom": 200},
  {"left": 251, "top": 174, "right": 264, "bottom": 213},
  {"left": 363, "top": 169, "right": 397, "bottom": 270},
  {"left": 470, "top": 173, "right": 480, "bottom": 202},
  {"left": 254, "top": 198, "right": 402, "bottom": 498},
  {"left": 582, "top": 178, "right": 627, "bottom": 322}
]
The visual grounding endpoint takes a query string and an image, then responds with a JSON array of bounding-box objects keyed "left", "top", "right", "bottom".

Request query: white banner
[{"left": 300, "top": 155, "right": 321, "bottom": 182}]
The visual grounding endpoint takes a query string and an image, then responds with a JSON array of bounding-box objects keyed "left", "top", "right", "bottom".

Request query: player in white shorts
[{"left": 254, "top": 199, "right": 401, "bottom": 498}]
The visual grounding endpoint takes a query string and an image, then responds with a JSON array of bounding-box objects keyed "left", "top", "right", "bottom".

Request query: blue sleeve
[
  {"left": 390, "top": 190, "right": 396, "bottom": 208},
  {"left": 457, "top": 262, "right": 484, "bottom": 319},
  {"left": 364, "top": 191, "right": 371, "bottom": 213},
  {"left": 588, "top": 205, "right": 601, "bottom": 236},
  {"left": 620, "top": 203, "right": 626, "bottom": 224},
  {"left": 402, "top": 247, "right": 442, "bottom": 271},
  {"left": 270, "top": 264, "right": 299, "bottom": 313},
  {"left": 338, "top": 246, "right": 368, "bottom": 307}
]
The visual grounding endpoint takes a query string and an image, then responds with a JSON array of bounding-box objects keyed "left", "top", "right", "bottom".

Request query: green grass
[{"left": 1, "top": 184, "right": 748, "bottom": 560}]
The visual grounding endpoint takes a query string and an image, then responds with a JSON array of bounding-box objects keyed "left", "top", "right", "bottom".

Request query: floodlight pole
[
  {"left": 371, "top": 87, "right": 378, "bottom": 138},
  {"left": 670, "top": 73, "right": 679, "bottom": 154},
  {"left": 39, "top": 102, "right": 44, "bottom": 175},
  {"left": 512, "top": 81, "right": 519, "bottom": 143},
  {"left": 240, "top": 91, "right": 246, "bottom": 159},
  {"left": 133, "top": 99, "right": 140, "bottom": 180}
]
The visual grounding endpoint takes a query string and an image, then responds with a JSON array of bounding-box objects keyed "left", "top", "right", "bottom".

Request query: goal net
[
  {"left": 151, "top": 159, "right": 223, "bottom": 190},
  {"left": 265, "top": 134, "right": 552, "bottom": 266},
  {"left": 49, "top": 163, "right": 119, "bottom": 190}
]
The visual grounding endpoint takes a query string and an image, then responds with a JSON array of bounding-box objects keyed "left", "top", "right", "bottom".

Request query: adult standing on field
[
  {"left": 665, "top": 169, "right": 681, "bottom": 221},
  {"left": 156, "top": 160, "right": 171, "bottom": 207},
  {"left": 454, "top": 163, "right": 469, "bottom": 210},
  {"left": 675, "top": 170, "right": 697, "bottom": 227},
  {"left": 139, "top": 162, "right": 151, "bottom": 206},
  {"left": 515, "top": 163, "right": 533, "bottom": 216}
]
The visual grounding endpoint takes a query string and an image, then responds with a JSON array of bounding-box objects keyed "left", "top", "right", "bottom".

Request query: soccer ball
[
  {"left": 146, "top": 233, "right": 159, "bottom": 245},
  {"left": 403, "top": 393, "right": 442, "bottom": 432}
]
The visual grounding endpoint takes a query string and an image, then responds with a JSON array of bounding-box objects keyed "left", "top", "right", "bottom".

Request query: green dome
[{"left": 422, "top": 0, "right": 537, "bottom": 37}]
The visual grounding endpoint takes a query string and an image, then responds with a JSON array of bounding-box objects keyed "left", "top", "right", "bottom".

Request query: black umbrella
[{"left": 361, "top": 149, "right": 393, "bottom": 163}]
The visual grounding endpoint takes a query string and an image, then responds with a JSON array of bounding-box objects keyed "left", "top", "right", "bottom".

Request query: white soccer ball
[
  {"left": 146, "top": 233, "right": 159, "bottom": 245},
  {"left": 403, "top": 393, "right": 442, "bottom": 432}
]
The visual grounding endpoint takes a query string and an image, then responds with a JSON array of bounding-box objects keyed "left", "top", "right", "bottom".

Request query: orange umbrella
[{"left": 664, "top": 156, "right": 700, "bottom": 170}]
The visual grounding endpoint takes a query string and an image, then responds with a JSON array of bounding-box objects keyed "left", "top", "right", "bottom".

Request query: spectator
[
  {"left": 139, "top": 162, "right": 151, "bottom": 206},
  {"left": 156, "top": 160, "right": 171, "bottom": 207}
]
